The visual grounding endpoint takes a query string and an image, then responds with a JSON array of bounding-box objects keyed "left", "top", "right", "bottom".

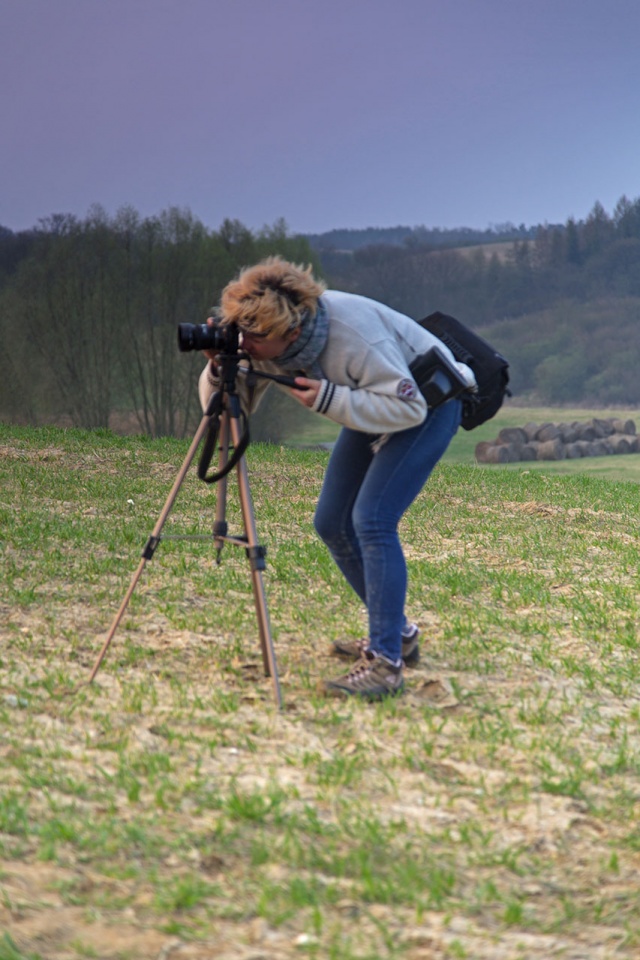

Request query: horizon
[{"left": 0, "top": 203, "right": 609, "bottom": 239}]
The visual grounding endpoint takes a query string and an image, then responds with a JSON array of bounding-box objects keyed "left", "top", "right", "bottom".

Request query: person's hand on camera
[{"left": 291, "top": 376, "right": 321, "bottom": 408}]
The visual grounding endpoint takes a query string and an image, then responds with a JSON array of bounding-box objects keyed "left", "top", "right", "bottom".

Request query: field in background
[
  {"left": 453, "top": 240, "right": 520, "bottom": 263},
  {"left": 2, "top": 422, "right": 640, "bottom": 958},
  {"left": 289, "top": 402, "right": 640, "bottom": 482}
]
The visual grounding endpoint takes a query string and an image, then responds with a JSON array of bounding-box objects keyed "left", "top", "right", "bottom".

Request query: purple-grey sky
[{"left": 2, "top": 0, "right": 639, "bottom": 236}]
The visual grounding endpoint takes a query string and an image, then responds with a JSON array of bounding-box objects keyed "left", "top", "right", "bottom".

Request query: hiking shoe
[
  {"left": 331, "top": 623, "right": 420, "bottom": 666},
  {"left": 324, "top": 650, "right": 405, "bottom": 701}
]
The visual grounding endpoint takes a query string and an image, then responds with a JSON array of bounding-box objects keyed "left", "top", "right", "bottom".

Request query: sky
[{"left": 2, "top": 0, "right": 640, "bottom": 237}]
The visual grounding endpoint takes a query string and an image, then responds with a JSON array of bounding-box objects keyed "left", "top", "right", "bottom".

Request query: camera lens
[
  {"left": 177, "top": 322, "right": 217, "bottom": 352},
  {"left": 177, "top": 319, "right": 241, "bottom": 354}
]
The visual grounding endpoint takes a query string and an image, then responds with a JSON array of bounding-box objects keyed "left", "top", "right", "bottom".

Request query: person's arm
[
  {"left": 198, "top": 359, "right": 221, "bottom": 411},
  {"left": 290, "top": 343, "right": 427, "bottom": 433}
]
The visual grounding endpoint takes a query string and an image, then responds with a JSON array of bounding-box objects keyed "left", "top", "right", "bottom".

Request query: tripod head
[{"left": 194, "top": 341, "right": 299, "bottom": 485}]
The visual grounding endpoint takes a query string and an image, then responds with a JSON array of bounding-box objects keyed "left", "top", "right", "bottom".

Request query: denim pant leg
[
  {"left": 314, "top": 400, "right": 462, "bottom": 662},
  {"left": 314, "top": 427, "right": 376, "bottom": 605}
]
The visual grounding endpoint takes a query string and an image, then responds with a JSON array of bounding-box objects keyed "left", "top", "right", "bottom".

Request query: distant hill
[{"left": 303, "top": 223, "right": 540, "bottom": 252}]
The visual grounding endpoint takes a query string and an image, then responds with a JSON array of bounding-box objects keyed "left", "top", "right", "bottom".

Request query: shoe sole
[
  {"left": 331, "top": 643, "right": 420, "bottom": 667},
  {"left": 324, "top": 681, "right": 405, "bottom": 700}
]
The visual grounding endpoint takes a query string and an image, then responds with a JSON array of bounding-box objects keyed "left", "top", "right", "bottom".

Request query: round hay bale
[
  {"left": 536, "top": 439, "right": 566, "bottom": 461},
  {"left": 608, "top": 434, "right": 631, "bottom": 454},
  {"left": 575, "top": 423, "right": 597, "bottom": 441},
  {"left": 565, "top": 441, "right": 584, "bottom": 458},
  {"left": 586, "top": 418, "right": 611, "bottom": 439},
  {"left": 537, "top": 423, "right": 562, "bottom": 442},
  {"left": 482, "top": 444, "right": 517, "bottom": 463},
  {"left": 558, "top": 422, "right": 579, "bottom": 443},
  {"left": 590, "top": 440, "right": 611, "bottom": 457},
  {"left": 592, "top": 417, "right": 615, "bottom": 437},
  {"left": 519, "top": 444, "right": 538, "bottom": 461},
  {"left": 497, "top": 427, "right": 527, "bottom": 445},
  {"left": 612, "top": 418, "right": 636, "bottom": 435},
  {"left": 576, "top": 440, "right": 594, "bottom": 457},
  {"left": 523, "top": 422, "right": 540, "bottom": 442},
  {"left": 474, "top": 441, "right": 494, "bottom": 463}
]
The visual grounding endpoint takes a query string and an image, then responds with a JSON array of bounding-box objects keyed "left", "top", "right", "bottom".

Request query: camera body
[
  {"left": 177, "top": 318, "right": 239, "bottom": 354},
  {"left": 409, "top": 347, "right": 471, "bottom": 409}
]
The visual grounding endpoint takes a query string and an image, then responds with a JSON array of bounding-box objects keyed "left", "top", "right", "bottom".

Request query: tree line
[
  {"left": 0, "top": 207, "right": 319, "bottom": 439},
  {"left": 1, "top": 194, "right": 640, "bottom": 439}
]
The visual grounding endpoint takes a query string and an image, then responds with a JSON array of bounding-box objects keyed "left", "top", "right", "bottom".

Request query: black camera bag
[{"left": 417, "top": 311, "right": 510, "bottom": 430}]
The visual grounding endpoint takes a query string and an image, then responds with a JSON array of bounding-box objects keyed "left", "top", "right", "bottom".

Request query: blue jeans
[{"left": 314, "top": 399, "right": 462, "bottom": 662}]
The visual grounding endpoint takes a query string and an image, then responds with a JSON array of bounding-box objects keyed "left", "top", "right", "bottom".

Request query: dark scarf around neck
[{"left": 273, "top": 298, "right": 329, "bottom": 378}]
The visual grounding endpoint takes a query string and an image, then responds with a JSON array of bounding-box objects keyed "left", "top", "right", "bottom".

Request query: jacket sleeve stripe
[{"left": 317, "top": 380, "right": 335, "bottom": 414}]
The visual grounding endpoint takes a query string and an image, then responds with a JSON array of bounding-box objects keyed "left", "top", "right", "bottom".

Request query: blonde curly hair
[{"left": 220, "top": 256, "right": 326, "bottom": 339}]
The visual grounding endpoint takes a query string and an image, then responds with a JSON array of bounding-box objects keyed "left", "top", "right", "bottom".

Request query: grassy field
[
  {"left": 2, "top": 418, "right": 640, "bottom": 959},
  {"left": 291, "top": 401, "right": 640, "bottom": 483}
]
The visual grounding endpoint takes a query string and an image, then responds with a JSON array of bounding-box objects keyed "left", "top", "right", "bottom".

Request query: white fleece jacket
[{"left": 199, "top": 290, "right": 475, "bottom": 435}]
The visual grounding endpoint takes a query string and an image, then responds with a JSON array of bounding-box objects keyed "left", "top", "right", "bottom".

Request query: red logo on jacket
[{"left": 397, "top": 379, "right": 417, "bottom": 401}]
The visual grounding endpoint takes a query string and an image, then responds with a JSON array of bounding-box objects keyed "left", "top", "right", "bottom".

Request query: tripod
[{"left": 88, "top": 354, "right": 290, "bottom": 709}]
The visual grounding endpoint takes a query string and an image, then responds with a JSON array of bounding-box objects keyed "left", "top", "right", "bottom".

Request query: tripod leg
[
  {"left": 213, "top": 413, "right": 229, "bottom": 559},
  {"left": 227, "top": 412, "right": 283, "bottom": 709},
  {"left": 88, "top": 557, "right": 147, "bottom": 682},
  {"left": 88, "top": 410, "right": 215, "bottom": 684}
]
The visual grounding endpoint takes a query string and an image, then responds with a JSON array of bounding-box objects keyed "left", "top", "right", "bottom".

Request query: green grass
[{"left": 2, "top": 418, "right": 640, "bottom": 958}]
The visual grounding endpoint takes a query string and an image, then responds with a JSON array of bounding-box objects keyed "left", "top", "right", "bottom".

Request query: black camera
[
  {"left": 409, "top": 347, "right": 471, "bottom": 409},
  {"left": 177, "top": 318, "right": 239, "bottom": 354}
]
